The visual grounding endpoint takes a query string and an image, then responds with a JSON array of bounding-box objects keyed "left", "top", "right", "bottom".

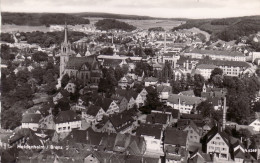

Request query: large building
[
  {"left": 60, "top": 24, "right": 102, "bottom": 85},
  {"left": 184, "top": 49, "right": 246, "bottom": 62}
]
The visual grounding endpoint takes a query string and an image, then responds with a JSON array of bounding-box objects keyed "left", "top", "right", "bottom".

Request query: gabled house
[
  {"left": 64, "top": 80, "right": 76, "bottom": 93},
  {"left": 95, "top": 97, "right": 119, "bottom": 115},
  {"left": 53, "top": 89, "right": 70, "bottom": 104},
  {"left": 111, "top": 96, "right": 129, "bottom": 113},
  {"left": 157, "top": 85, "right": 172, "bottom": 102},
  {"left": 82, "top": 105, "right": 105, "bottom": 124},
  {"left": 188, "top": 149, "right": 213, "bottom": 163},
  {"left": 146, "top": 112, "right": 171, "bottom": 128},
  {"left": 118, "top": 76, "right": 134, "bottom": 89},
  {"left": 101, "top": 110, "right": 135, "bottom": 134},
  {"left": 136, "top": 124, "right": 164, "bottom": 157},
  {"left": 167, "top": 94, "right": 204, "bottom": 114},
  {"left": 164, "top": 127, "right": 188, "bottom": 163},
  {"left": 21, "top": 113, "right": 42, "bottom": 131},
  {"left": 144, "top": 77, "right": 158, "bottom": 87},
  {"left": 202, "top": 126, "right": 230, "bottom": 161},
  {"left": 152, "top": 106, "right": 180, "bottom": 124},
  {"left": 54, "top": 110, "right": 81, "bottom": 133}
]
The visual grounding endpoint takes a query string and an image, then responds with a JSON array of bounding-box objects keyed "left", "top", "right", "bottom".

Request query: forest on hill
[
  {"left": 95, "top": 19, "right": 137, "bottom": 31},
  {"left": 172, "top": 16, "right": 260, "bottom": 42},
  {"left": 2, "top": 12, "right": 90, "bottom": 26}
]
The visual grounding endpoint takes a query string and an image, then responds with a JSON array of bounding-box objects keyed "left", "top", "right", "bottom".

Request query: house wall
[
  {"left": 55, "top": 121, "right": 81, "bottom": 133},
  {"left": 249, "top": 119, "right": 260, "bottom": 132},
  {"left": 144, "top": 136, "right": 164, "bottom": 157},
  {"left": 207, "top": 133, "right": 229, "bottom": 160},
  {"left": 21, "top": 123, "right": 39, "bottom": 131}
]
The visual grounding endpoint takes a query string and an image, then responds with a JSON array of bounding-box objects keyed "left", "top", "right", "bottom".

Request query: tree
[
  {"left": 32, "top": 51, "right": 48, "bottom": 63},
  {"left": 114, "top": 66, "right": 124, "bottom": 81},
  {"left": 144, "top": 86, "right": 162, "bottom": 112},
  {"left": 253, "top": 101, "right": 260, "bottom": 112},
  {"left": 61, "top": 74, "right": 70, "bottom": 88},
  {"left": 211, "top": 75, "right": 223, "bottom": 88},
  {"left": 193, "top": 74, "right": 205, "bottom": 96},
  {"left": 14, "top": 84, "right": 33, "bottom": 100},
  {"left": 31, "top": 67, "right": 45, "bottom": 84},
  {"left": 100, "top": 47, "right": 114, "bottom": 55},
  {"left": 144, "top": 48, "right": 155, "bottom": 57},
  {"left": 210, "top": 68, "right": 223, "bottom": 79},
  {"left": 16, "top": 69, "right": 31, "bottom": 84},
  {"left": 196, "top": 100, "right": 214, "bottom": 118}
]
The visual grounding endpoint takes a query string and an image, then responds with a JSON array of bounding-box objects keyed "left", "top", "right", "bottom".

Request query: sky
[{"left": 1, "top": 0, "right": 260, "bottom": 19}]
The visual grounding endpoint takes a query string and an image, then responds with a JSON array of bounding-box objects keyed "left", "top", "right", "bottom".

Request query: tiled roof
[
  {"left": 199, "top": 59, "right": 249, "bottom": 68},
  {"left": 167, "top": 94, "right": 204, "bottom": 106},
  {"left": 21, "top": 113, "right": 42, "bottom": 123},
  {"left": 144, "top": 77, "right": 158, "bottom": 82},
  {"left": 94, "top": 97, "right": 114, "bottom": 112},
  {"left": 54, "top": 110, "right": 81, "bottom": 124},
  {"left": 103, "top": 59, "right": 122, "bottom": 67},
  {"left": 189, "top": 49, "right": 245, "bottom": 57},
  {"left": 136, "top": 124, "right": 162, "bottom": 139},
  {"left": 157, "top": 85, "right": 172, "bottom": 93},
  {"left": 196, "top": 64, "right": 217, "bottom": 69},
  {"left": 109, "top": 111, "right": 135, "bottom": 133},
  {"left": 164, "top": 127, "right": 188, "bottom": 146},
  {"left": 146, "top": 112, "right": 168, "bottom": 125},
  {"left": 66, "top": 55, "right": 96, "bottom": 70},
  {"left": 86, "top": 105, "right": 102, "bottom": 116}
]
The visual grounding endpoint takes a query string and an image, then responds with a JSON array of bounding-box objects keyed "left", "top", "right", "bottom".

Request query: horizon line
[{"left": 2, "top": 11, "right": 260, "bottom": 20}]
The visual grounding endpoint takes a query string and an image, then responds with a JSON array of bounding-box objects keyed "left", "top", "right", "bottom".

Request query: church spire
[{"left": 64, "top": 22, "right": 68, "bottom": 43}]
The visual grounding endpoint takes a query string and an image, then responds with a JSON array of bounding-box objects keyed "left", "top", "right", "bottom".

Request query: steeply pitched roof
[
  {"left": 164, "top": 127, "right": 188, "bottom": 146},
  {"left": 146, "top": 112, "right": 168, "bottom": 125},
  {"left": 54, "top": 110, "right": 81, "bottom": 124},
  {"left": 136, "top": 124, "right": 162, "bottom": 139},
  {"left": 66, "top": 55, "right": 97, "bottom": 70},
  {"left": 109, "top": 111, "right": 135, "bottom": 133},
  {"left": 86, "top": 105, "right": 102, "bottom": 116},
  {"left": 21, "top": 113, "right": 42, "bottom": 123},
  {"left": 167, "top": 94, "right": 204, "bottom": 106}
]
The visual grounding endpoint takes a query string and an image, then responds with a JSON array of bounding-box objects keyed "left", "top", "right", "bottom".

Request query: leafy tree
[
  {"left": 144, "top": 86, "right": 162, "bottom": 112},
  {"left": 114, "top": 66, "right": 124, "bottom": 81},
  {"left": 1, "top": 74, "right": 16, "bottom": 94},
  {"left": 100, "top": 47, "right": 114, "bottom": 55},
  {"left": 14, "top": 84, "right": 33, "bottom": 100},
  {"left": 31, "top": 67, "right": 45, "bottom": 84},
  {"left": 211, "top": 75, "right": 223, "bottom": 88},
  {"left": 193, "top": 74, "right": 205, "bottom": 96},
  {"left": 16, "top": 69, "right": 31, "bottom": 84},
  {"left": 1, "top": 44, "right": 16, "bottom": 60},
  {"left": 32, "top": 51, "right": 48, "bottom": 63},
  {"left": 144, "top": 48, "right": 155, "bottom": 57},
  {"left": 253, "top": 101, "right": 260, "bottom": 112},
  {"left": 211, "top": 68, "right": 223, "bottom": 78},
  {"left": 135, "top": 62, "right": 152, "bottom": 77},
  {"left": 61, "top": 74, "right": 70, "bottom": 88},
  {"left": 196, "top": 100, "right": 214, "bottom": 118}
]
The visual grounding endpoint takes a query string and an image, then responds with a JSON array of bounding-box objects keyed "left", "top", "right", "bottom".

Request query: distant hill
[
  {"left": 73, "top": 12, "right": 157, "bottom": 20},
  {"left": 172, "top": 16, "right": 260, "bottom": 41},
  {"left": 95, "top": 19, "right": 137, "bottom": 31},
  {"left": 2, "top": 12, "right": 90, "bottom": 26}
]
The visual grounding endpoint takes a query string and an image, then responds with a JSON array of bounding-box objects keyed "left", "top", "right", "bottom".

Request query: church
[{"left": 59, "top": 24, "right": 102, "bottom": 86}]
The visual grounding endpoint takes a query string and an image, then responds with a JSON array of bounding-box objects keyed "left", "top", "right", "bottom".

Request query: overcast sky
[{"left": 1, "top": 0, "right": 260, "bottom": 19}]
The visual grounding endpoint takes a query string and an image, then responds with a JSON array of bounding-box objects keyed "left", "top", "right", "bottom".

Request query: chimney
[
  {"left": 164, "top": 31, "right": 166, "bottom": 53},
  {"left": 86, "top": 131, "right": 89, "bottom": 141},
  {"left": 223, "top": 97, "right": 227, "bottom": 130}
]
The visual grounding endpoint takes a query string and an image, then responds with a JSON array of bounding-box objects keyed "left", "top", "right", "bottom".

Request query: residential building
[
  {"left": 64, "top": 80, "right": 76, "bottom": 93},
  {"left": 82, "top": 105, "right": 105, "bottom": 124},
  {"left": 167, "top": 94, "right": 204, "bottom": 114},
  {"left": 118, "top": 76, "right": 134, "bottom": 89},
  {"left": 54, "top": 110, "right": 81, "bottom": 133},
  {"left": 196, "top": 64, "right": 217, "bottom": 80},
  {"left": 136, "top": 124, "right": 164, "bottom": 157},
  {"left": 144, "top": 77, "right": 158, "bottom": 87},
  {"left": 184, "top": 49, "right": 246, "bottom": 62},
  {"left": 21, "top": 113, "right": 42, "bottom": 131}
]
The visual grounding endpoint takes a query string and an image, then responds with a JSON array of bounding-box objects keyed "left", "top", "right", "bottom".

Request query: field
[{"left": 87, "top": 17, "right": 184, "bottom": 30}]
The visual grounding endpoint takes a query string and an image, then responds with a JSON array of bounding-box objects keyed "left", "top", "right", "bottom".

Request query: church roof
[{"left": 66, "top": 55, "right": 96, "bottom": 70}]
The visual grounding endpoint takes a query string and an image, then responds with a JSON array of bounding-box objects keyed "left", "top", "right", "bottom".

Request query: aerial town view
[{"left": 1, "top": 0, "right": 260, "bottom": 162}]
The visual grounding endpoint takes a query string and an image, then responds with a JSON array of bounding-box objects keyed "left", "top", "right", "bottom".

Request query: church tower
[{"left": 60, "top": 23, "right": 71, "bottom": 77}]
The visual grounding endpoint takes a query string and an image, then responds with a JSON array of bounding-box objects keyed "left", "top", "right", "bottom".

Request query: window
[
  {"left": 68, "top": 127, "right": 70, "bottom": 130},
  {"left": 63, "top": 127, "right": 66, "bottom": 130},
  {"left": 216, "top": 137, "right": 220, "bottom": 140},
  {"left": 58, "top": 127, "right": 61, "bottom": 131},
  {"left": 190, "top": 136, "right": 193, "bottom": 139}
]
